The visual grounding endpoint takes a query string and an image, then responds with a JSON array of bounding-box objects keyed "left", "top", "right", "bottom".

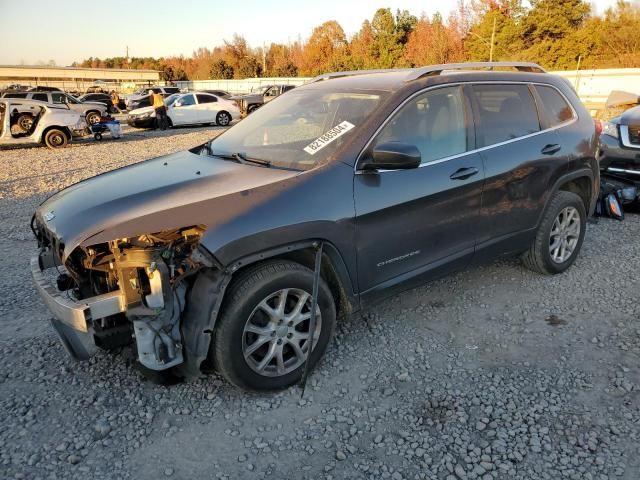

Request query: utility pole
[
  {"left": 262, "top": 42, "right": 267, "bottom": 77},
  {"left": 126, "top": 46, "right": 130, "bottom": 69},
  {"left": 489, "top": 16, "right": 496, "bottom": 62},
  {"left": 574, "top": 55, "right": 582, "bottom": 95}
]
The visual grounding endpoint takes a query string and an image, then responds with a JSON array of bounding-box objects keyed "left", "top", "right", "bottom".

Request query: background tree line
[{"left": 73, "top": 0, "right": 640, "bottom": 81}]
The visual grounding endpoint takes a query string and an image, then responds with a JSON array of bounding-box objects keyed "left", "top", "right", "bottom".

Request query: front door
[
  {"left": 170, "top": 94, "right": 198, "bottom": 125},
  {"left": 354, "top": 85, "right": 484, "bottom": 303}
]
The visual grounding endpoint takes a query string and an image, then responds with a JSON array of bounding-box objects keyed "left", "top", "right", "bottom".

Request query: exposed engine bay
[{"left": 33, "top": 221, "right": 212, "bottom": 372}]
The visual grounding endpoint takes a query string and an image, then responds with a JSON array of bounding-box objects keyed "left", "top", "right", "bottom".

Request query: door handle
[
  {"left": 450, "top": 167, "right": 479, "bottom": 180},
  {"left": 541, "top": 144, "right": 561, "bottom": 155}
]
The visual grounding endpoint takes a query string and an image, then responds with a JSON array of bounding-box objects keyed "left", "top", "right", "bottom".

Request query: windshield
[
  {"left": 165, "top": 93, "right": 180, "bottom": 107},
  {"left": 208, "top": 88, "right": 385, "bottom": 170}
]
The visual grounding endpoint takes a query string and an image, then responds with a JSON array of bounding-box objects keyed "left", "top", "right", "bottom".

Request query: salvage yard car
[
  {"left": 233, "top": 84, "right": 296, "bottom": 115},
  {"left": 1, "top": 90, "right": 107, "bottom": 127},
  {"left": 1, "top": 98, "right": 87, "bottom": 149},
  {"left": 125, "top": 85, "right": 181, "bottom": 111},
  {"left": 31, "top": 62, "right": 599, "bottom": 390},
  {"left": 598, "top": 103, "right": 640, "bottom": 177},
  {"left": 127, "top": 92, "right": 240, "bottom": 128}
]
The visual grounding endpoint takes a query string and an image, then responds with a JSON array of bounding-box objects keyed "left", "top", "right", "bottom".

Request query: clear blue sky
[{"left": 0, "top": 0, "right": 621, "bottom": 66}]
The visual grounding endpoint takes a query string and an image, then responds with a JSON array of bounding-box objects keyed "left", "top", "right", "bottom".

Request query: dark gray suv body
[{"left": 32, "top": 63, "right": 598, "bottom": 390}]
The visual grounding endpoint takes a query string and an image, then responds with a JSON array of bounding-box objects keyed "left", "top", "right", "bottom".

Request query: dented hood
[{"left": 36, "top": 149, "right": 299, "bottom": 260}]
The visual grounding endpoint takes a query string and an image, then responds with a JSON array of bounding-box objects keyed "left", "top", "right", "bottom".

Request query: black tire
[
  {"left": 16, "top": 114, "right": 34, "bottom": 132},
  {"left": 212, "top": 260, "right": 336, "bottom": 391},
  {"left": 86, "top": 111, "right": 101, "bottom": 125},
  {"left": 94, "top": 132, "right": 103, "bottom": 141},
  {"left": 43, "top": 128, "right": 69, "bottom": 149},
  {"left": 216, "top": 111, "right": 231, "bottom": 126},
  {"left": 247, "top": 104, "right": 259, "bottom": 114},
  {"left": 521, "top": 191, "right": 586, "bottom": 275}
]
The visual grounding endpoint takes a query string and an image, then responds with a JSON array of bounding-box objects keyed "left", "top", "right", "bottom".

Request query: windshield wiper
[
  {"left": 232, "top": 152, "right": 271, "bottom": 167},
  {"left": 208, "top": 148, "right": 271, "bottom": 167}
]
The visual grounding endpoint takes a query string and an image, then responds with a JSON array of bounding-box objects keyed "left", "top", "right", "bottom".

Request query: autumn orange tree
[{"left": 75, "top": 0, "right": 640, "bottom": 79}]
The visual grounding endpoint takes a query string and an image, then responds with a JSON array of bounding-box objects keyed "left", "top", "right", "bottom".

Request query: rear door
[
  {"left": 354, "top": 85, "right": 484, "bottom": 301},
  {"left": 263, "top": 86, "right": 280, "bottom": 104},
  {"left": 195, "top": 93, "right": 219, "bottom": 123},
  {"left": 469, "top": 83, "right": 570, "bottom": 256}
]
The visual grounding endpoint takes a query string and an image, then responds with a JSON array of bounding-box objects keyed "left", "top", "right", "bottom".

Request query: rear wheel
[
  {"left": 521, "top": 191, "right": 586, "bottom": 274},
  {"left": 216, "top": 111, "right": 231, "bottom": 126},
  {"left": 43, "top": 129, "right": 68, "bottom": 149},
  {"left": 211, "top": 260, "right": 336, "bottom": 391}
]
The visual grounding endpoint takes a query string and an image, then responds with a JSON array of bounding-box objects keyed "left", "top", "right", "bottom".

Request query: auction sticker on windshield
[{"left": 304, "top": 121, "right": 355, "bottom": 155}]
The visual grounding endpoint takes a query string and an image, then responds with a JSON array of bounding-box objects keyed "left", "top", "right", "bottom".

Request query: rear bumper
[{"left": 30, "top": 255, "right": 126, "bottom": 360}]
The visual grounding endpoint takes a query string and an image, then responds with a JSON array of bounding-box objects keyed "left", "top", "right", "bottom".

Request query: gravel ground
[{"left": 0, "top": 125, "right": 639, "bottom": 480}]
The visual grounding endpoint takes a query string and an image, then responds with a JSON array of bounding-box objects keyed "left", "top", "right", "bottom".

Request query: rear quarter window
[
  {"left": 472, "top": 84, "right": 540, "bottom": 147},
  {"left": 535, "top": 85, "right": 575, "bottom": 128}
]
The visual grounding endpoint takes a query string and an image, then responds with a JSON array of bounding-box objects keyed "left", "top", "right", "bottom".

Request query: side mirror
[{"left": 361, "top": 142, "right": 421, "bottom": 171}]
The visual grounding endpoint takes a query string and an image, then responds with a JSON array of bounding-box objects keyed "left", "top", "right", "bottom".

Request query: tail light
[{"left": 594, "top": 119, "right": 603, "bottom": 135}]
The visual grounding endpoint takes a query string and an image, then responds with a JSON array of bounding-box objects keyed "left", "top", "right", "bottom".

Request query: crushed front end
[{"left": 31, "top": 217, "right": 209, "bottom": 371}]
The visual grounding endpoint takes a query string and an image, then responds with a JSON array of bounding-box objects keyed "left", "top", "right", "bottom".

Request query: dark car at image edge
[
  {"left": 598, "top": 104, "right": 640, "bottom": 176},
  {"left": 31, "top": 62, "right": 599, "bottom": 391}
]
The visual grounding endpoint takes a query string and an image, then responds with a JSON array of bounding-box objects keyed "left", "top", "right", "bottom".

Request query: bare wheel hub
[{"left": 242, "top": 288, "right": 321, "bottom": 377}]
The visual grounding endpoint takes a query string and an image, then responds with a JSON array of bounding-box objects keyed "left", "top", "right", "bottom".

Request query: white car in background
[
  {"left": 0, "top": 98, "right": 87, "bottom": 149},
  {"left": 127, "top": 92, "right": 240, "bottom": 129}
]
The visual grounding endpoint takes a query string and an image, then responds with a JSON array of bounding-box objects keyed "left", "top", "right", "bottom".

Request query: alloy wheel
[
  {"left": 549, "top": 206, "right": 581, "bottom": 263},
  {"left": 242, "top": 288, "right": 321, "bottom": 377}
]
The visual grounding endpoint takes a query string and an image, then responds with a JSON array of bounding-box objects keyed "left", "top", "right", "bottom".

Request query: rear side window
[
  {"left": 196, "top": 94, "right": 217, "bottom": 104},
  {"left": 535, "top": 85, "right": 575, "bottom": 127},
  {"left": 472, "top": 84, "right": 540, "bottom": 147},
  {"left": 32, "top": 93, "right": 48, "bottom": 102},
  {"left": 3, "top": 93, "right": 27, "bottom": 98},
  {"left": 375, "top": 85, "right": 469, "bottom": 164}
]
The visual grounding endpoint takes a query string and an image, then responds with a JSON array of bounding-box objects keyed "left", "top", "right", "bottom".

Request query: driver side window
[
  {"left": 374, "top": 86, "right": 469, "bottom": 164},
  {"left": 178, "top": 94, "right": 195, "bottom": 107},
  {"left": 51, "top": 93, "right": 66, "bottom": 104}
]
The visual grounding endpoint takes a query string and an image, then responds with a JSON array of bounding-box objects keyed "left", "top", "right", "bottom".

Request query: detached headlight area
[
  {"left": 32, "top": 224, "right": 209, "bottom": 371},
  {"left": 602, "top": 121, "right": 619, "bottom": 139}
]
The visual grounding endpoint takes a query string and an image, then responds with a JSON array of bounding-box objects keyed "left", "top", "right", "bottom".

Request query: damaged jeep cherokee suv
[{"left": 32, "top": 62, "right": 599, "bottom": 391}]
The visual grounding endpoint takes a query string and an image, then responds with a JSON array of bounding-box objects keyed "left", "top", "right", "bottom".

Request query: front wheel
[
  {"left": 43, "top": 129, "right": 69, "bottom": 149},
  {"left": 211, "top": 260, "right": 336, "bottom": 391},
  {"left": 521, "top": 191, "right": 586, "bottom": 275},
  {"left": 216, "top": 111, "right": 231, "bottom": 126}
]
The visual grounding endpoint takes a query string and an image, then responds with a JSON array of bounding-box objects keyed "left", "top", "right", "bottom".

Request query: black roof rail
[
  {"left": 405, "top": 62, "right": 546, "bottom": 81},
  {"left": 307, "top": 68, "right": 412, "bottom": 84}
]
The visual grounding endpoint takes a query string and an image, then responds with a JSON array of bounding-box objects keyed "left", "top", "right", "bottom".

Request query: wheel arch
[
  {"left": 540, "top": 168, "right": 596, "bottom": 225},
  {"left": 40, "top": 125, "right": 71, "bottom": 144},
  {"left": 225, "top": 240, "right": 359, "bottom": 320}
]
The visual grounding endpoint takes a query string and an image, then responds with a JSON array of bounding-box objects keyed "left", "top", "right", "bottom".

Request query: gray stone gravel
[{"left": 0, "top": 125, "right": 639, "bottom": 479}]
